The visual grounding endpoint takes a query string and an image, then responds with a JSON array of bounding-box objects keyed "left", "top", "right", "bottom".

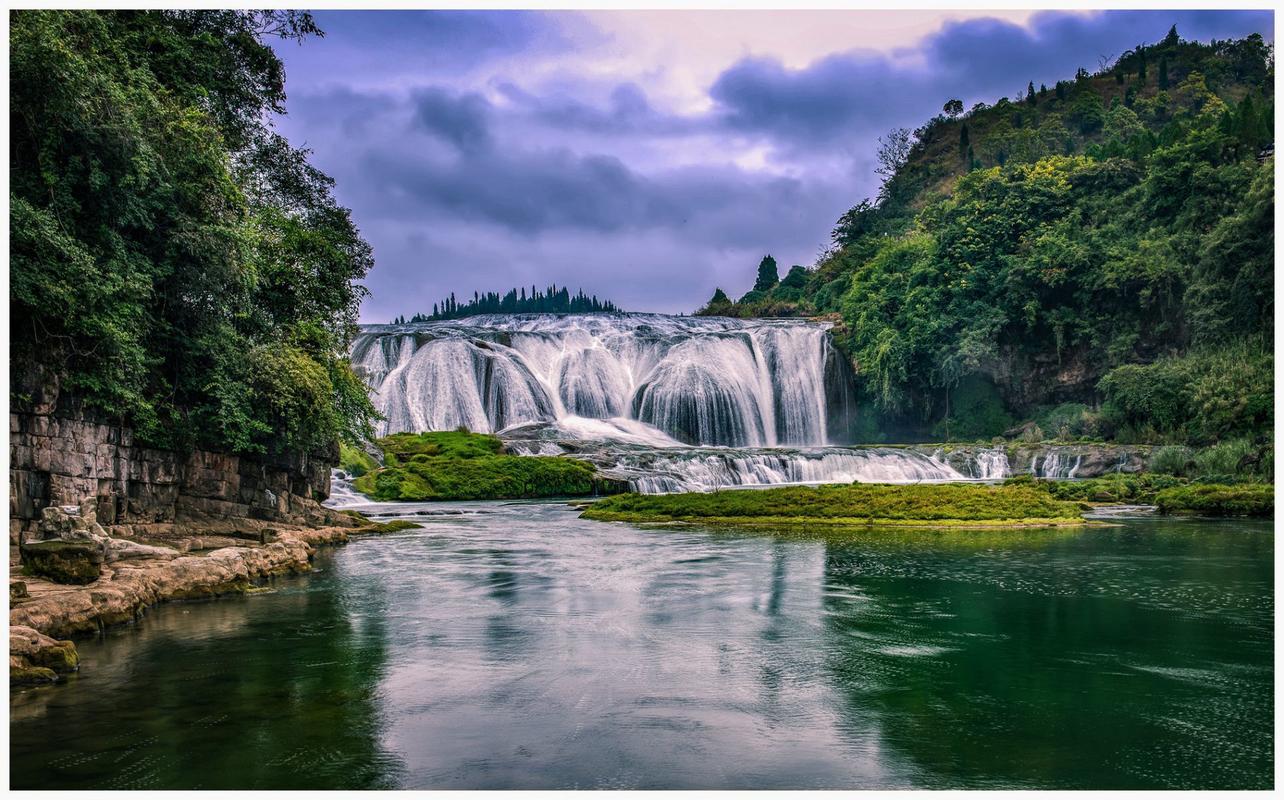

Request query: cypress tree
[
  {"left": 1158, "top": 57, "right": 1169, "bottom": 90},
  {"left": 753, "top": 255, "right": 779, "bottom": 292},
  {"left": 959, "top": 124, "right": 970, "bottom": 160}
]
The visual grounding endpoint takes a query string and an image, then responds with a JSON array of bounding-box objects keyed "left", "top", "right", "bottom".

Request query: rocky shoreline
[{"left": 9, "top": 514, "right": 376, "bottom": 687}]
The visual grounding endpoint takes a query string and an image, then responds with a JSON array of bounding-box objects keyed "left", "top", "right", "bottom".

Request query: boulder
[
  {"left": 9, "top": 625, "right": 79, "bottom": 686},
  {"left": 20, "top": 540, "right": 104, "bottom": 585}
]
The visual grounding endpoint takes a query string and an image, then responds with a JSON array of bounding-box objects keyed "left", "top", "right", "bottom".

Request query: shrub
[
  {"left": 1154, "top": 484, "right": 1273, "bottom": 517},
  {"left": 1149, "top": 445, "right": 1194, "bottom": 476}
]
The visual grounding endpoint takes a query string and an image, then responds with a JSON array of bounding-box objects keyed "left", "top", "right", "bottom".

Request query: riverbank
[
  {"left": 581, "top": 483, "right": 1088, "bottom": 528},
  {"left": 9, "top": 516, "right": 397, "bottom": 687}
]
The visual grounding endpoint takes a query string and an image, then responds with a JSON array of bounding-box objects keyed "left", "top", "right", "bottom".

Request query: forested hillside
[
  {"left": 701, "top": 29, "right": 1273, "bottom": 446},
  {"left": 11, "top": 11, "right": 377, "bottom": 455}
]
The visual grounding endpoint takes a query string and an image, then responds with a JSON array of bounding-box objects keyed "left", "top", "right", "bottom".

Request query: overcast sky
[{"left": 270, "top": 9, "right": 1273, "bottom": 321}]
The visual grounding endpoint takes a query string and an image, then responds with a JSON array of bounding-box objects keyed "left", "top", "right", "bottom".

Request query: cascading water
[
  {"left": 346, "top": 313, "right": 1024, "bottom": 495},
  {"left": 506, "top": 440, "right": 966, "bottom": 494},
  {"left": 351, "top": 314, "right": 842, "bottom": 447}
]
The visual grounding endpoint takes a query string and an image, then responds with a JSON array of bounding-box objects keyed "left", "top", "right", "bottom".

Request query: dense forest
[
  {"left": 701, "top": 28, "right": 1274, "bottom": 447},
  {"left": 396, "top": 284, "right": 621, "bottom": 323},
  {"left": 11, "top": 11, "right": 377, "bottom": 455}
]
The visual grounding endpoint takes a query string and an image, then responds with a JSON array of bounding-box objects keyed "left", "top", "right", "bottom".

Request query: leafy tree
[
  {"left": 753, "top": 255, "right": 780, "bottom": 292},
  {"left": 11, "top": 10, "right": 376, "bottom": 454},
  {"left": 942, "top": 98, "right": 964, "bottom": 118}
]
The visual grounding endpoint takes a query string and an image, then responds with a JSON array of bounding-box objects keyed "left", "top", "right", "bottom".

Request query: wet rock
[{"left": 10, "top": 625, "right": 78, "bottom": 686}]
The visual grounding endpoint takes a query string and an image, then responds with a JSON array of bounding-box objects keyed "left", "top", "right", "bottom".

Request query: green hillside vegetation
[
  {"left": 351, "top": 431, "right": 623, "bottom": 501},
  {"left": 698, "top": 29, "right": 1273, "bottom": 448},
  {"left": 582, "top": 483, "right": 1086, "bottom": 527},
  {"left": 1154, "top": 483, "right": 1273, "bottom": 517},
  {"left": 11, "top": 11, "right": 377, "bottom": 456}
]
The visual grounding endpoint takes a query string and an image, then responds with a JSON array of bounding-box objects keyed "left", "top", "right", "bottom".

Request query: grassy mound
[
  {"left": 1004, "top": 473, "right": 1185, "bottom": 504},
  {"left": 581, "top": 483, "right": 1086, "bottom": 528},
  {"left": 1154, "top": 484, "right": 1273, "bottom": 517},
  {"left": 351, "top": 431, "right": 615, "bottom": 501}
]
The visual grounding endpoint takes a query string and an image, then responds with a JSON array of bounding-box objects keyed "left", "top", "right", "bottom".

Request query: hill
[{"left": 700, "top": 28, "right": 1273, "bottom": 447}]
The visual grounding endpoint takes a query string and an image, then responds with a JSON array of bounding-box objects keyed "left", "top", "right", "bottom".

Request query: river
[{"left": 9, "top": 501, "right": 1273, "bottom": 789}]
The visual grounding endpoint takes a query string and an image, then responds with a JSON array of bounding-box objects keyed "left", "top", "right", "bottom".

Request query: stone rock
[
  {"left": 9, "top": 625, "right": 78, "bottom": 686},
  {"left": 20, "top": 540, "right": 104, "bottom": 585}
]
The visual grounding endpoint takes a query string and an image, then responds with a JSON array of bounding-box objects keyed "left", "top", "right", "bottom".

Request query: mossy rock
[
  {"left": 10, "top": 666, "right": 59, "bottom": 687},
  {"left": 20, "top": 540, "right": 104, "bottom": 585}
]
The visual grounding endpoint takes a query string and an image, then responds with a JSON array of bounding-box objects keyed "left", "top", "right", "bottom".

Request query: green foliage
[
  {"left": 1154, "top": 483, "right": 1273, "bottom": 517},
  {"left": 378, "top": 431, "right": 503, "bottom": 461},
  {"left": 1147, "top": 437, "right": 1272, "bottom": 481},
  {"left": 1006, "top": 472, "right": 1184, "bottom": 504},
  {"left": 407, "top": 284, "right": 620, "bottom": 322},
  {"left": 933, "top": 375, "right": 1014, "bottom": 441},
  {"left": 10, "top": 10, "right": 375, "bottom": 455},
  {"left": 350, "top": 431, "right": 614, "bottom": 501},
  {"left": 753, "top": 255, "right": 780, "bottom": 292},
  {"left": 1149, "top": 445, "right": 1194, "bottom": 475},
  {"left": 338, "top": 443, "right": 378, "bottom": 477},
  {"left": 699, "top": 32, "right": 1272, "bottom": 444},
  {"left": 582, "top": 483, "right": 1085, "bottom": 526},
  {"left": 1099, "top": 342, "right": 1272, "bottom": 443},
  {"left": 1032, "top": 403, "right": 1111, "bottom": 440}
]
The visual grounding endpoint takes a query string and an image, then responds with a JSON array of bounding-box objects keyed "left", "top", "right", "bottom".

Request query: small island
[{"left": 581, "top": 482, "right": 1088, "bottom": 528}]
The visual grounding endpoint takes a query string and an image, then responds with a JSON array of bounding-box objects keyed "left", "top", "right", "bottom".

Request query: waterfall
[
  {"left": 505, "top": 441, "right": 966, "bottom": 494},
  {"left": 974, "top": 447, "right": 1011, "bottom": 479},
  {"left": 1030, "top": 448, "right": 1080, "bottom": 479},
  {"left": 352, "top": 314, "right": 845, "bottom": 447}
]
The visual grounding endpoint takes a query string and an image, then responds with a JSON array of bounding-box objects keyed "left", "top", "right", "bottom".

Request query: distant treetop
[{"left": 393, "top": 284, "right": 621, "bottom": 323}]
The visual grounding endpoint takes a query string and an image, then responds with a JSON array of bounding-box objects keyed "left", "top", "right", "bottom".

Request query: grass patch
[
  {"left": 1005, "top": 473, "right": 1185, "bottom": 504},
  {"left": 338, "top": 442, "right": 379, "bottom": 477},
  {"left": 581, "top": 483, "right": 1086, "bottom": 528},
  {"left": 351, "top": 431, "right": 615, "bottom": 501},
  {"left": 1154, "top": 483, "right": 1273, "bottom": 517}
]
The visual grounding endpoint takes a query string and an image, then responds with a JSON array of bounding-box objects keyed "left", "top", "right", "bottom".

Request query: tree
[
  {"left": 1027, "top": 81, "right": 1036, "bottom": 104},
  {"left": 875, "top": 127, "right": 913, "bottom": 180},
  {"left": 1163, "top": 25, "right": 1180, "bottom": 47},
  {"left": 11, "top": 10, "right": 377, "bottom": 454},
  {"left": 753, "top": 255, "right": 780, "bottom": 292},
  {"left": 780, "top": 265, "right": 809, "bottom": 289},
  {"left": 959, "top": 124, "right": 971, "bottom": 160},
  {"left": 942, "top": 98, "right": 964, "bottom": 118},
  {"left": 1158, "top": 57, "right": 1169, "bottom": 90}
]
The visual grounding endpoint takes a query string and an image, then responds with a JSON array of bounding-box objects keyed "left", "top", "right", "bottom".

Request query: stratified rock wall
[{"left": 10, "top": 411, "right": 340, "bottom": 544}]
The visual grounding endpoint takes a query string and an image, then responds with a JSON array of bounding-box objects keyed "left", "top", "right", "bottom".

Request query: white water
[{"left": 351, "top": 314, "right": 842, "bottom": 447}]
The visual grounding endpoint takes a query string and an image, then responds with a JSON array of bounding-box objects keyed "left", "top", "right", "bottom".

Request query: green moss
[
  {"left": 10, "top": 666, "right": 59, "bottom": 686},
  {"left": 19, "top": 541, "right": 103, "bottom": 585},
  {"left": 338, "top": 443, "right": 379, "bottom": 477},
  {"left": 351, "top": 430, "right": 614, "bottom": 502},
  {"left": 582, "top": 483, "right": 1085, "bottom": 528},
  {"left": 364, "top": 519, "right": 420, "bottom": 533},
  {"left": 1154, "top": 483, "right": 1273, "bottom": 517}
]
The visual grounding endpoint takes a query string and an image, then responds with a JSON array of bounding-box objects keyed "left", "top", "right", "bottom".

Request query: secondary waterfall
[
  {"left": 505, "top": 440, "right": 966, "bottom": 494},
  {"left": 351, "top": 314, "right": 851, "bottom": 447}
]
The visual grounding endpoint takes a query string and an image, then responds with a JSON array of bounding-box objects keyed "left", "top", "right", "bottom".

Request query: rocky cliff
[{"left": 10, "top": 411, "right": 343, "bottom": 545}]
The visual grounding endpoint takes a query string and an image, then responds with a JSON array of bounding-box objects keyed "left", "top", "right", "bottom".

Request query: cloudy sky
[{"left": 270, "top": 9, "right": 1273, "bottom": 321}]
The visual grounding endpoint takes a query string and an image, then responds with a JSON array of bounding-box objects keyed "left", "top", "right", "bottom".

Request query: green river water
[{"left": 9, "top": 500, "right": 1273, "bottom": 789}]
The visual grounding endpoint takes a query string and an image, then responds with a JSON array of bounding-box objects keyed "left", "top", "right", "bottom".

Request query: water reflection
[
  {"left": 11, "top": 554, "right": 404, "bottom": 790},
  {"left": 10, "top": 504, "right": 1273, "bottom": 790},
  {"left": 817, "top": 522, "right": 1273, "bottom": 789}
]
